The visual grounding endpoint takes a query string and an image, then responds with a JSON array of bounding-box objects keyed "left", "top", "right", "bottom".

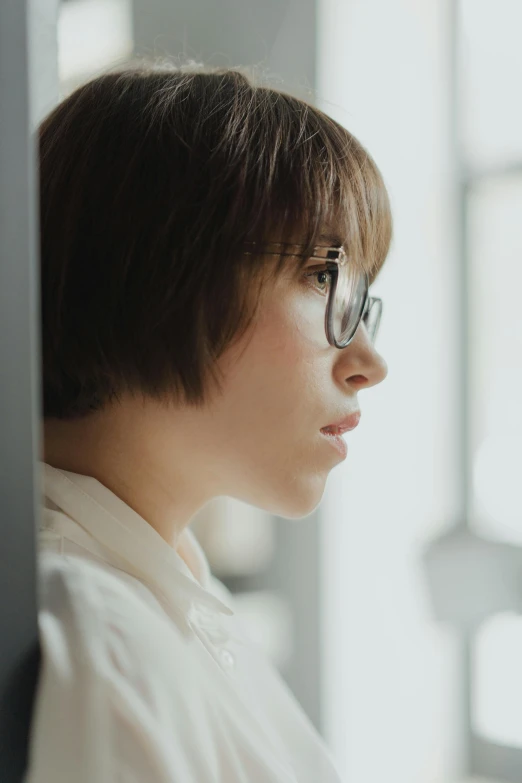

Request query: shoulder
[
  {"left": 36, "top": 554, "right": 215, "bottom": 725},
  {"left": 27, "top": 554, "right": 219, "bottom": 782},
  {"left": 36, "top": 551, "right": 207, "bottom": 710}
]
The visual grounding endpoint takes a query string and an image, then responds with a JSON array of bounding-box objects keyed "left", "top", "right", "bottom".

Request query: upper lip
[{"left": 321, "top": 411, "right": 361, "bottom": 434}]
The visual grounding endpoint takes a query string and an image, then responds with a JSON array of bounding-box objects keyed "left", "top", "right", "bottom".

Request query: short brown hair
[{"left": 39, "top": 62, "right": 392, "bottom": 420}]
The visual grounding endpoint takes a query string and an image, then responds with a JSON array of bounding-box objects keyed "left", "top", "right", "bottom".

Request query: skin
[{"left": 42, "top": 234, "right": 388, "bottom": 564}]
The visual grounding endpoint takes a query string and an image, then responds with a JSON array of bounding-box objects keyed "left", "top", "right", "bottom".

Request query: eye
[{"left": 304, "top": 266, "right": 332, "bottom": 295}]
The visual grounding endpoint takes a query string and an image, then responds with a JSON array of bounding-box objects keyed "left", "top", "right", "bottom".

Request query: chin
[
  {"left": 233, "top": 464, "right": 328, "bottom": 520},
  {"left": 263, "top": 476, "right": 327, "bottom": 520},
  {"left": 277, "top": 499, "right": 322, "bottom": 520}
]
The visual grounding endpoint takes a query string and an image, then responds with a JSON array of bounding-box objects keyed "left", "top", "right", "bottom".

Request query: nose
[{"left": 338, "top": 323, "right": 388, "bottom": 391}]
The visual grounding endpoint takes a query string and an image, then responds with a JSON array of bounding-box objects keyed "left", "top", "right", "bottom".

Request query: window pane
[
  {"left": 58, "top": 0, "right": 133, "bottom": 92},
  {"left": 474, "top": 613, "right": 522, "bottom": 747},
  {"left": 469, "top": 175, "right": 522, "bottom": 543},
  {"left": 460, "top": 0, "right": 522, "bottom": 167}
]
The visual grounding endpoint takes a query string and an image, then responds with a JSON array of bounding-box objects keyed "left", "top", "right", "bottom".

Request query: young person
[{"left": 26, "top": 62, "right": 392, "bottom": 782}]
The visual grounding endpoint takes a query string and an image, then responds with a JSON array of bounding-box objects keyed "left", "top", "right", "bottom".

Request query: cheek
[
  {"left": 211, "top": 306, "right": 335, "bottom": 517},
  {"left": 258, "top": 302, "right": 329, "bottom": 409},
  {"left": 217, "top": 303, "right": 330, "bottom": 449}
]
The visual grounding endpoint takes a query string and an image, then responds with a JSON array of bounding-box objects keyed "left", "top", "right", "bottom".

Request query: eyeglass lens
[
  {"left": 363, "top": 298, "right": 382, "bottom": 343},
  {"left": 331, "top": 262, "right": 368, "bottom": 346}
]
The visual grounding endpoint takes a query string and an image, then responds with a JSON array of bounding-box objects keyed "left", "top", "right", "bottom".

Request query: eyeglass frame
[{"left": 243, "top": 241, "right": 383, "bottom": 349}]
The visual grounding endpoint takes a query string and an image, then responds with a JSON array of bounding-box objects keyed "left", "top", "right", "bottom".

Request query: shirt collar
[{"left": 39, "top": 461, "right": 234, "bottom": 624}]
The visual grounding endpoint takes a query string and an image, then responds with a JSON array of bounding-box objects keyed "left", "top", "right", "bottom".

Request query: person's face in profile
[{"left": 204, "top": 232, "right": 388, "bottom": 520}]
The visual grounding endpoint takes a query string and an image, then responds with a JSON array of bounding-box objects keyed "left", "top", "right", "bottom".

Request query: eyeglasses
[{"left": 243, "top": 242, "right": 383, "bottom": 349}]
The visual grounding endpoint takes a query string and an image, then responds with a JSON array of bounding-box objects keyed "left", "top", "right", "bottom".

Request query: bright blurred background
[{"left": 30, "top": 1, "right": 522, "bottom": 781}]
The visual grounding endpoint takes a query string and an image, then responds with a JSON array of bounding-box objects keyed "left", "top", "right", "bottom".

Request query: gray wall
[
  {"left": 0, "top": 0, "right": 59, "bottom": 778},
  {"left": 132, "top": 0, "right": 316, "bottom": 101}
]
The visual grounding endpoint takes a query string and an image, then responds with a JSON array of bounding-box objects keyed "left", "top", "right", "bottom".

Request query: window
[{"left": 318, "top": 0, "right": 522, "bottom": 781}]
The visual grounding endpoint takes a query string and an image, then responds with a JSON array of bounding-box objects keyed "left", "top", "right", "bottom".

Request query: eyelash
[{"left": 304, "top": 267, "right": 332, "bottom": 294}]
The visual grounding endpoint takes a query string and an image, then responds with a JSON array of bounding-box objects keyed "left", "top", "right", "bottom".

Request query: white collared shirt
[{"left": 24, "top": 462, "right": 345, "bottom": 783}]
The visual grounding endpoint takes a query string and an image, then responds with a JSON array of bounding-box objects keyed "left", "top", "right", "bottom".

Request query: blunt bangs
[{"left": 239, "top": 91, "right": 393, "bottom": 287}]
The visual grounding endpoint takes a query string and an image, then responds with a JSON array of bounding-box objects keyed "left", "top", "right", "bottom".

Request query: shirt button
[{"left": 219, "top": 648, "right": 235, "bottom": 670}]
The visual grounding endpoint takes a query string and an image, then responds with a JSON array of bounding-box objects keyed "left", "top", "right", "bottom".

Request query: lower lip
[{"left": 320, "top": 430, "right": 348, "bottom": 459}]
